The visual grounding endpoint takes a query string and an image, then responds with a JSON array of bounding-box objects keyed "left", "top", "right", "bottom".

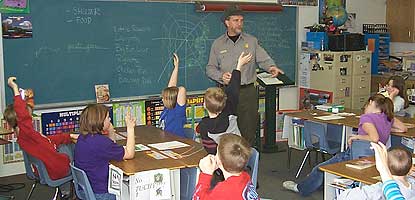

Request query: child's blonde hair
[
  {"left": 218, "top": 133, "right": 251, "bottom": 173},
  {"left": 388, "top": 146, "right": 413, "bottom": 176},
  {"left": 3, "top": 104, "right": 17, "bottom": 129},
  {"left": 79, "top": 104, "right": 109, "bottom": 135},
  {"left": 162, "top": 87, "right": 179, "bottom": 109},
  {"left": 204, "top": 87, "right": 227, "bottom": 114}
]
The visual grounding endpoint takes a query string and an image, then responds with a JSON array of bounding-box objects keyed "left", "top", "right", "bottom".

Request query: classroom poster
[
  {"left": 1, "top": 119, "right": 24, "bottom": 164},
  {"left": 299, "top": 88, "right": 332, "bottom": 110},
  {"left": 184, "top": 95, "right": 205, "bottom": 141},
  {"left": 41, "top": 108, "right": 113, "bottom": 135},
  {"left": 113, "top": 102, "right": 145, "bottom": 127},
  {"left": 2, "top": 15, "right": 32, "bottom": 39},
  {"left": 129, "top": 169, "right": 171, "bottom": 200},
  {"left": 145, "top": 98, "right": 164, "bottom": 127},
  {"left": 0, "top": 0, "right": 29, "bottom": 13}
]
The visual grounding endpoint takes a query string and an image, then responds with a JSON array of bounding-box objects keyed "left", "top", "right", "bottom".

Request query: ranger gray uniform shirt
[{"left": 206, "top": 32, "right": 276, "bottom": 85}]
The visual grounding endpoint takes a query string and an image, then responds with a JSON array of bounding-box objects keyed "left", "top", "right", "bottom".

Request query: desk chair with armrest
[
  {"left": 70, "top": 163, "right": 96, "bottom": 200},
  {"left": 296, "top": 121, "right": 342, "bottom": 178},
  {"left": 246, "top": 148, "right": 259, "bottom": 189},
  {"left": 180, "top": 128, "right": 198, "bottom": 200},
  {"left": 22, "top": 150, "right": 73, "bottom": 200}
]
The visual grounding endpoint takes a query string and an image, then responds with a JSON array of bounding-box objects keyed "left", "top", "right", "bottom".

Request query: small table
[
  {"left": 319, "top": 157, "right": 380, "bottom": 200},
  {"left": 0, "top": 127, "right": 14, "bottom": 145},
  {"left": 110, "top": 126, "right": 207, "bottom": 199}
]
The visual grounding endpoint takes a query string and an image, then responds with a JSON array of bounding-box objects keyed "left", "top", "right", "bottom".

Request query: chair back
[
  {"left": 183, "top": 128, "right": 196, "bottom": 141},
  {"left": 22, "top": 150, "right": 72, "bottom": 187},
  {"left": 22, "top": 150, "right": 38, "bottom": 181},
  {"left": 246, "top": 148, "right": 259, "bottom": 188},
  {"left": 70, "top": 163, "right": 96, "bottom": 200},
  {"left": 180, "top": 167, "right": 197, "bottom": 200},
  {"left": 350, "top": 139, "right": 374, "bottom": 160},
  {"left": 303, "top": 121, "right": 342, "bottom": 154}
]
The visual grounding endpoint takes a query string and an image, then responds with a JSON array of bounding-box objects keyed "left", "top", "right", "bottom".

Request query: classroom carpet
[{"left": 0, "top": 143, "right": 324, "bottom": 200}]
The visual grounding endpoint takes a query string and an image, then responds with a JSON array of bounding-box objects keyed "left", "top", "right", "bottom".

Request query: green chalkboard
[{"left": 3, "top": 1, "right": 297, "bottom": 105}]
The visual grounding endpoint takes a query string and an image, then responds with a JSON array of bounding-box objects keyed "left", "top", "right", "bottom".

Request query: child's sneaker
[{"left": 283, "top": 181, "right": 299, "bottom": 193}]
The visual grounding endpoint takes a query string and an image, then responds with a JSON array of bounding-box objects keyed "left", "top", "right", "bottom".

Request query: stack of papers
[{"left": 257, "top": 72, "right": 283, "bottom": 85}]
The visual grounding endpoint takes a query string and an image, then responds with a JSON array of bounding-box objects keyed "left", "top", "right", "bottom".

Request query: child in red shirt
[
  {"left": 4, "top": 77, "right": 78, "bottom": 180},
  {"left": 193, "top": 133, "right": 259, "bottom": 200}
]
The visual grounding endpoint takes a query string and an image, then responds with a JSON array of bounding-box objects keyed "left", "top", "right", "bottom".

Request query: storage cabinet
[
  {"left": 386, "top": 0, "right": 415, "bottom": 42},
  {"left": 308, "top": 51, "right": 371, "bottom": 109}
]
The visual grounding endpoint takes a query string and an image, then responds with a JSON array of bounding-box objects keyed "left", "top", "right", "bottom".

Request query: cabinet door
[{"left": 386, "top": 0, "right": 415, "bottom": 42}]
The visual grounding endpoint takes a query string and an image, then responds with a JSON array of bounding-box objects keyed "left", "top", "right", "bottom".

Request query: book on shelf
[{"left": 345, "top": 159, "right": 375, "bottom": 170}]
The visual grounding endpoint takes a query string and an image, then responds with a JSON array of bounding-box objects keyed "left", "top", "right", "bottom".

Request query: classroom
[{"left": 0, "top": 0, "right": 414, "bottom": 199}]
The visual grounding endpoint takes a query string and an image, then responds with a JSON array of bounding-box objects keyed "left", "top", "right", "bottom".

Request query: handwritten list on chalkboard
[{"left": 3, "top": 1, "right": 296, "bottom": 105}]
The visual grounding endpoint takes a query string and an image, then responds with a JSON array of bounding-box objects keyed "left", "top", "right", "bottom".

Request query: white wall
[{"left": 345, "top": 0, "right": 386, "bottom": 33}]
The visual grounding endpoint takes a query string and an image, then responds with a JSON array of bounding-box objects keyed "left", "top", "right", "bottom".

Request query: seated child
[
  {"left": 337, "top": 146, "right": 415, "bottom": 200},
  {"left": 372, "top": 142, "right": 415, "bottom": 200},
  {"left": 192, "top": 133, "right": 259, "bottom": 200},
  {"left": 75, "top": 104, "right": 136, "bottom": 200},
  {"left": 4, "top": 77, "right": 78, "bottom": 180},
  {"left": 380, "top": 75, "right": 407, "bottom": 116},
  {"left": 159, "top": 53, "right": 187, "bottom": 137},
  {"left": 283, "top": 94, "right": 407, "bottom": 196},
  {"left": 198, "top": 52, "right": 252, "bottom": 154}
]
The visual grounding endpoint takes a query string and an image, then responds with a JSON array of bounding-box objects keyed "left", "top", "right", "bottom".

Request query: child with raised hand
[
  {"left": 198, "top": 52, "right": 252, "bottom": 154},
  {"left": 4, "top": 77, "right": 78, "bottom": 180},
  {"left": 192, "top": 133, "right": 259, "bottom": 200},
  {"left": 372, "top": 142, "right": 415, "bottom": 200},
  {"left": 159, "top": 53, "right": 187, "bottom": 138},
  {"left": 337, "top": 143, "right": 415, "bottom": 200},
  {"left": 74, "top": 104, "right": 136, "bottom": 200},
  {"left": 283, "top": 94, "right": 408, "bottom": 196}
]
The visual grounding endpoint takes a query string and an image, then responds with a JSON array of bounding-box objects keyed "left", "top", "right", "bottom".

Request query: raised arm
[
  {"left": 167, "top": 53, "right": 179, "bottom": 87},
  {"left": 123, "top": 111, "right": 136, "bottom": 160}
]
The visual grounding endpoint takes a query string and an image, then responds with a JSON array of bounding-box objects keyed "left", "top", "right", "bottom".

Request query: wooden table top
[
  {"left": 286, "top": 109, "right": 415, "bottom": 138},
  {"left": 110, "top": 126, "right": 207, "bottom": 175},
  {"left": 319, "top": 157, "right": 380, "bottom": 185}
]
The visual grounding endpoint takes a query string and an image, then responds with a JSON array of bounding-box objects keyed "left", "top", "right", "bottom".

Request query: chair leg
[
  {"left": 287, "top": 147, "right": 291, "bottom": 169},
  {"left": 295, "top": 150, "right": 310, "bottom": 179},
  {"left": 25, "top": 182, "right": 37, "bottom": 200},
  {"left": 52, "top": 187, "right": 59, "bottom": 200}
]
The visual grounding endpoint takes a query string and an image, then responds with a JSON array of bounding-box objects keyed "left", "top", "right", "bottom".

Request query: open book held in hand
[
  {"left": 257, "top": 72, "right": 283, "bottom": 85},
  {"left": 345, "top": 159, "right": 375, "bottom": 170}
]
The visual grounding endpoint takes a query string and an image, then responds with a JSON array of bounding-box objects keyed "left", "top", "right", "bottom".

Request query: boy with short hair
[
  {"left": 198, "top": 52, "right": 252, "bottom": 154},
  {"left": 337, "top": 146, "right": 415, "bottom": 200},
  {"left": 192, "top": 133, "right": 259, "bottom": 200}
]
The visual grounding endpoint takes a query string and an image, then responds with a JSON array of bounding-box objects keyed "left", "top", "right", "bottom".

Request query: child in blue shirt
[
  {"left": 159, "top": 53, "right": 187, "bottom": 137},
  {"left": 74, "top": 104, "right": 136, "bottom": 200}
]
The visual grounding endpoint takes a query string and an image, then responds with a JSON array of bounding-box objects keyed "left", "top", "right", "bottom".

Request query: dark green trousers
[{"left": 237, "top": 84, "right": 258, "bottom": 146}]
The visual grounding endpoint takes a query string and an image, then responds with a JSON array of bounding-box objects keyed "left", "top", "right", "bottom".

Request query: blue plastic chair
[
  {"left": 22, "top": 150, "right": 73, "bottom": 200},
  {"left": 350, "top": 139, "right": 374, "bottom": 160},
  {"left": 183, "top": 128, "right": 196, "bottom": 140},
  {"left": 295, "top": 121, "right": 342, "bottom": 178},
  {"left": 180, "top": 127, "right": 198, "bottom": 200},
  {"left": 70, "top": 163, "right": 96, "bottom": 200},
  {"left": 246, "top": 148, "right": 259, "bottom": 189}
]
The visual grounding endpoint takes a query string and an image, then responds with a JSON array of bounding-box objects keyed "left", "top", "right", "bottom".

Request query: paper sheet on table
[
  {"left": 148, "top": 141, "right": 189, "bottom": 150},
  {"left": 314, "top": 115, "right": 345, "bottom": 121}
]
